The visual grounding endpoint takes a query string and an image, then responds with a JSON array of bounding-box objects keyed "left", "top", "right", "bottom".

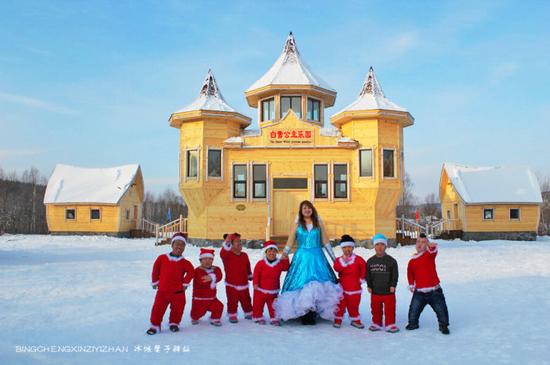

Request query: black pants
[{"left": 408, "top": 288, "right": 449, "bottom": 326}]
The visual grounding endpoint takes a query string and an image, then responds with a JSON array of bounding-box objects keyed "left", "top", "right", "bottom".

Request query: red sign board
[{"left": 268, "top": 129, "right": 313, "bottom": 144}]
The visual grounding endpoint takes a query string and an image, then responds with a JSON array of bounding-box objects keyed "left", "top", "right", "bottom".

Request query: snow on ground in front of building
[{"left": 1, "top": 235, "right": 549, "bottom": 365}]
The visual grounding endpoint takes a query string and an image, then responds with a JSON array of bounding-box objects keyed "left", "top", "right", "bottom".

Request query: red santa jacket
[
  {"left": 333, "top": 254, "right": 367, "bottom": 294},
  {"left": 220, "top": 242, "right": 252, "bottom": 289},
  {"left": 192, "top": 265, "right": 223, "bottom": 300},
  {"left": 151, "top": 253, "right": 194, "bottom": 292},
  {"left": 407, "top": 244, "right": 441, "bottom": 291},
  {"left": 253, "top": 257, "right": 290, "bottom": 294}
]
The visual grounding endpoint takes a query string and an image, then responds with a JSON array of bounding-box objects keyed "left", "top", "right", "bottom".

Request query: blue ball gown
[{"left": 273, "top": 223, "right": 343, "bottom": 321}]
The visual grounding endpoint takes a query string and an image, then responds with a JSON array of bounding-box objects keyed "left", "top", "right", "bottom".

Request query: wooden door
[{"left": 273, "top": 190, "right": 309, "bottom": 236}]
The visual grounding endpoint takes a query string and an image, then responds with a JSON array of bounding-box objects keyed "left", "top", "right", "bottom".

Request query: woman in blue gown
[{"left": 273, "top": 200, "right": 342, "bottom": 324}]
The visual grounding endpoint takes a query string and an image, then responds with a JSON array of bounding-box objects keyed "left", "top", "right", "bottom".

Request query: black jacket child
[{"left": 366, "top": 254, "right": 398, "bottom": 295}]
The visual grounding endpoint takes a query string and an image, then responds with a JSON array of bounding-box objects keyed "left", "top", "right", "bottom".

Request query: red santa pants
[
  {"left": 150, "top": 290, "right": 186, "bottom": 329},
  {"left": 252, "top": 290, "right": 278, "bottom": 320},
  {"left": 190, "top": 298, "right": 224, "bottom": 321},
  {"left": 371, "top": 293, "right": 396, "bottom": 327},
  {"left": 225, "top": 285, "right": 252, "bottom": 318},
  {"left": 335, "top": 292, "right": 362, "bottom": 322}
]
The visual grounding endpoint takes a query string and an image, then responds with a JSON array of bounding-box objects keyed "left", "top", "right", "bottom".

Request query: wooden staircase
[{"left": 139, "top": 216, "right": 188, "bottom": 245}]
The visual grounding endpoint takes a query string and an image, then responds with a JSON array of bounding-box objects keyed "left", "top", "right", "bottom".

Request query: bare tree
[
  {"left": 397, "top": 172, "right": 418, "bottom": 218},
  {"left": 420, "top": 193, "right": 441, "bottom": 219},
  {"left": 539, "top": 175, "right": 550, "bottom": 235}
]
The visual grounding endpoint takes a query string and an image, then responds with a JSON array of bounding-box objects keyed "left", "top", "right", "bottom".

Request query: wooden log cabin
[
  {"left": 169, "top": 32, "right": 414, "bottom": 246},
  {"left": 43, "top": 164, "right": 144, "bottom": 237},
  {"left": 439, "top": 163, "right": 542, "bottom": 241}
]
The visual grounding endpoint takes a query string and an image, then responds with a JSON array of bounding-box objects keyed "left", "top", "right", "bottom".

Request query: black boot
[
  {"left": 146, "top": 327, "right": 158, "bottom": 335},
  {"left": 301, "top": 311, "right": 317, "bottom": 325},
  {"left": 439, "top": 324, "right": 450, "bottom": 335},
  {"left": 406, "top": 323, "right": 419, "bottom": 330},
  {"left": 169, "top": 325, "right": 179, "bottom": 332}
]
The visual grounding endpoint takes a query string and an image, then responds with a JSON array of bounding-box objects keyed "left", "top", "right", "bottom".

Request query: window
[
  {"left": 280, "top": 96, "right": 302, "bottom": 118},
  {"left": 90, "top": 209, "right": 101, "bottom": 220},
  {"left": 333, "top": 164, "right": 348, "bottom": 199},
  {"left": 233, "top": 164, "right": 247, "bottom": 198},
  {"left": 359, "top": 149, "right": 373, "bottom": 177},
  {"left": 307, "top": 98, "right": 320, "bottom": 122},
  {"left": 253, "top": 165, "right": 266, "bottom": 199},
  {"left": 261, "top": 98, "right": 275, "bottom": 121},
  {"left": 314, "top": 164, "right": 328, "bottom": 198},
  {"left": 126, "top": 209, "right": 130, "bottom": 220},
  {"left": 65, "top": 209, "right": 76, "bottom": 220},
  {"left": 447, "top": 210, "right": 451, "bottom": 219},
  {"left": 483, "top": 208, "right": 494, "bottom": 220},
  {"left": 510, "top": 208, "right": 520, "bottom": 220},
  {"left": 273, "top": 178, "right": 308, "bottom": 189},
  {"left": 383, "top": 149, "right": 395, "bottom": 178},
  {"left": 207, "top": 149, "right": 222, "bottom": 178},
  {"left": 186, "top": 150, "right": 198, "bottom": 178}
]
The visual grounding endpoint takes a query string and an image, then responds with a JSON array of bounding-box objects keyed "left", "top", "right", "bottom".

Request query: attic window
[
  {"left": 281, "top": 96, "right": 302, "bottom": 118},
  {"left": 261, "top": 98, "right": 275, "bottom": 121},
  {"left": 483, "top": 208, "right": 494, "bottom": 220},
  {"left": 307, "top": 98, "right": 320, "bottom": 122}
]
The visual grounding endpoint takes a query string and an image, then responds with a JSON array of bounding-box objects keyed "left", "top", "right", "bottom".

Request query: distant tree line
[
  {"left": 143, "top": 189, "right": 188, "bottom": 225},
  {"left": 396, "top": 172, "right": 441, "bottom": 223},
  {"left": 0, "top": 166, "right": 187, "bottom": 234},
  {"left": 0, "top": 167, "right": 49, "bottom": 234}
]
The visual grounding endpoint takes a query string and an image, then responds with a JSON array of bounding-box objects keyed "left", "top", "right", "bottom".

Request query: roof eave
[
  {"left": 330, "top": 109, "right": 414, "bottom": 127},
  {"left": 245, "top": 84, "right": 337, "bottom": 108},
  {"left": 169, "top": 110, "right": 252, "bottom": 128}
]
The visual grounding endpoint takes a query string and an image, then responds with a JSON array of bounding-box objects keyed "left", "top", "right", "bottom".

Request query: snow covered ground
[{"left": 1, "top": 235, "right": 549, "bottom": 365}]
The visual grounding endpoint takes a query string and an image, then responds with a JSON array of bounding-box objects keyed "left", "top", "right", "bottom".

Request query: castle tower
[
  {"left": 169, "top": 70, "right": 251, "bottom": 240},
  {"left": 331, "top": 67, "right": 414, "bottom": 238},
  {"left": 245, "top": 32, "right": 337, "bottom": 127}
]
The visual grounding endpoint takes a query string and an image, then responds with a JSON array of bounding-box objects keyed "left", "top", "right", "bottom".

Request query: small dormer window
[
  {"left": 261, "top": 98, "right": 275, "bottom": 121},
  {"left": 281, "top": 96, "right": 302, "bottom": 118},
  {"left": 307, "top": 97, "right": 320, "bottom": 122}
]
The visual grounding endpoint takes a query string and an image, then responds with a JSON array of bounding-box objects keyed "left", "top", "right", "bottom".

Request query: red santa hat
[
  {"left": 171, "top": 232, "right": 187, "bottom": 245},
  {"left": 263, "top": 240, "right": 278, "bottom": 252},
  {"left": 199, "top": 248, "right": 215, "bottom": 260}
]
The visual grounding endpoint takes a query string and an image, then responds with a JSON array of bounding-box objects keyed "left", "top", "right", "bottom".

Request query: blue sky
[{"left": 1, "top": 0, "right": 549, "bottom": 198}]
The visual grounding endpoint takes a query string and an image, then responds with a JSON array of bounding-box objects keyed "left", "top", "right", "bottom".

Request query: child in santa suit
[
  {"left": 146, "top": 232, "right": 194, "bottom": 335},
  {"left": 252, "top": 240, "right": 290, "bottom": 326},
  {"left": 220, "top": 232, "right": 253, "bottom": 323},
  {"left": 406, "top": 233, "right": 450, "bottom": 335},
  {"left": 190, "top": 248, "right": 224, "bottom": 326},
  {"left": 333, "top": 234, "right": 367, "bottom": 329},
  {"left": 366, "top": 233, "right": 399, "bottom": 333}
]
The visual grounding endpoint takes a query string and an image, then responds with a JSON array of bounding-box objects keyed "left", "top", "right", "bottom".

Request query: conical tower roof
[
  {"left": 247, "top": 32, "right": 334, "bottom": 92},
  {"left": 175, "top": 70, "right": 237, "bottom": 113},
  {"left": 335, "top": 67, "right": 406, "bottom": 114}
]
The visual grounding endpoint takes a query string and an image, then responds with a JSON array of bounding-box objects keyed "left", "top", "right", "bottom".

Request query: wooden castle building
[
  {"left": 43, "top": 164, "right": 144, "bottom": 236},
  {"left": 169, "top": 33, "right": 414, "bottom": 245}
]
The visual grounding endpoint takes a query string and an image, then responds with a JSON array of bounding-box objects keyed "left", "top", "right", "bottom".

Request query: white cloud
[{"left": 0, "top": 92, "right": 78, "bottom": 116}]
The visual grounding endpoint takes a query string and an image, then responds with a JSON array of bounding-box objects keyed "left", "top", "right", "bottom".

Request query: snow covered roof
[
  {"left": 224, "top": 136, "right": 243, "bottom": 144},
  {"left": 246, "top": 32, "right": 335, "bottom": 92},
  {"left": 334, "top": 67, "right": 407, "bottom": 114},
  {"left": 174, "top": 70, "right": 237, "bottom": 113},
  {"left": 320, "top": 126, "right": 341, "bottom": 137},
  {"left": 44, "top": 164, "right": 142, "bottom": 205},
  {"left": 443, "top": 163, "right": 542, "bottom": 205}
]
